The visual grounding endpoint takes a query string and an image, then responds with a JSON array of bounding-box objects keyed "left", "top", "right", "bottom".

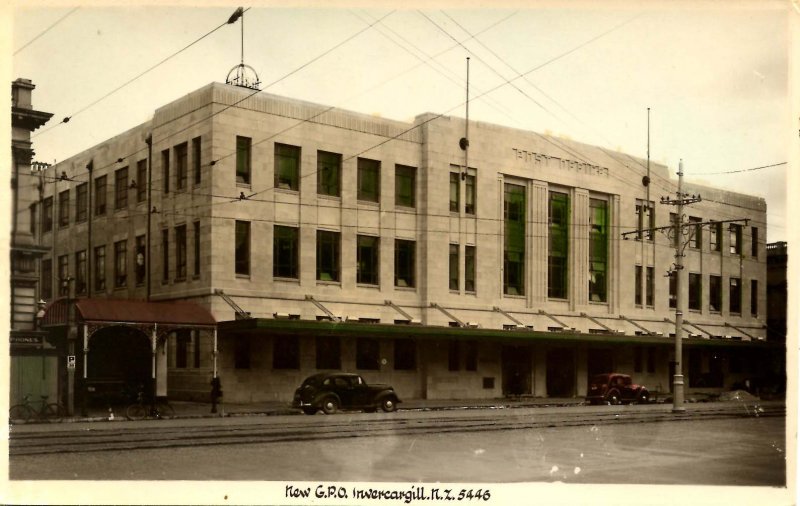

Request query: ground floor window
[
  {"left": 356, "top": 338, "right": 380, "bottom": 370},
  {"left": 394, "top": 339, "right": 416, "bottom": 370},
  {"left": 316, "top": 337, "right": 341, "bottom": 370},
  {"left": 234, "top": 337, "right": 250, "bottom": 369},
  {"left": 273, "top": 336, "right": 299, "bottom": 369}
]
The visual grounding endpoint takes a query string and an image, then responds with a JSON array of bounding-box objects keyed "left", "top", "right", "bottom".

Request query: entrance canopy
[{"left": 42, "top": 297, "right": 216, "bottom": 327}]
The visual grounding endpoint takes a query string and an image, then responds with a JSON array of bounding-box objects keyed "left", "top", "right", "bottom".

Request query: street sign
[{"left": 67, "top": 355, "right": 76, "bottom": 369}]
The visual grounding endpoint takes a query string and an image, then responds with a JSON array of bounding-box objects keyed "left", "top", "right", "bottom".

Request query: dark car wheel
[
  {"left": 321, "top": 397, "right": 339, "bottom": 415},
  {"left": 606, "top": 392, "right": 620, "bottom": 405},
  {"left": 380, "top": 397, "right": 397, "bottom": 413},
  {"left": 302, "top": 407, "right": 317, "bottom": 415},
  {"left": 637, "top": 392, "right": 649, "bottom": 404}
]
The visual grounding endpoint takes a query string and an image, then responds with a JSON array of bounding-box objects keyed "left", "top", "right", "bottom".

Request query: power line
[
  {"left": 13, "top": 7, "right": 80, "bottom": 56},
  {"left": 690, "top": 162, "right": 787, "bottom": 176}
]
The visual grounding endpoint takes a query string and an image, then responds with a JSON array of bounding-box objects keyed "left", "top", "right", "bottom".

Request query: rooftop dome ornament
[{"left": 225, "top": 7, "right": 261, "bottom": 90}]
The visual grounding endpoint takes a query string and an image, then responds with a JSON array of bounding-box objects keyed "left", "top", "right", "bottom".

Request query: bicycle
[
  {"left": 125, "top": 391, "right": 176, "bottom": 421},
  {"left": 9, "top": 394, "right": 64, "bottom": 423}
]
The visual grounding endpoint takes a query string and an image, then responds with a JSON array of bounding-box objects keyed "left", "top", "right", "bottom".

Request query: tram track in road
[{"left": 9, "top": 403, "right": 783, "bottom": 457}]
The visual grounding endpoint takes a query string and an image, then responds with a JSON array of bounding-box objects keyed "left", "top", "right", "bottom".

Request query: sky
[{"left": 7, "top": 1, "right": 795, "bottom": 242}]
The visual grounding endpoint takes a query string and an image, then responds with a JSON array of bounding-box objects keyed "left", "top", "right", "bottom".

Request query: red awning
[{"left": 42, "top": 298, "right": 216, "bottom": 327}]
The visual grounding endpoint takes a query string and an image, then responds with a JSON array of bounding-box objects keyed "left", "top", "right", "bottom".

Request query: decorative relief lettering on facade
[{"left": 512, "top": 148, "right": 608, "bottom": 177}]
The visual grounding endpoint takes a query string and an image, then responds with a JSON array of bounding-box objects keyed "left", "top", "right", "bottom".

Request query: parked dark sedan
[
  {"left": 586, "top": 373, "right": 650, "bottom": 405},
  {"left": 292, "top": 373, "right": 401, "bottom": 415}
]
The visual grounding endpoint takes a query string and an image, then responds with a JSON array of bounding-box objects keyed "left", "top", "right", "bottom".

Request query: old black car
[
  {"left": 586, "top": 373, "right": 650, "bottom": 405},
  {"left": 292, "top": 373, "right": 401, "bottom": 415}
]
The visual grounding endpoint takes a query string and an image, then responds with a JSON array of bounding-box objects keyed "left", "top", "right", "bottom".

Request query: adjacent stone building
[{"left": 37, "top": 82, "right": 775, "bottom": 404}]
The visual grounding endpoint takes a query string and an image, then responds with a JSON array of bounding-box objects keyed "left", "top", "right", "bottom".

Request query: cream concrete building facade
[{"left": 38, "top": 82, "right": 776, "bottom": 404}]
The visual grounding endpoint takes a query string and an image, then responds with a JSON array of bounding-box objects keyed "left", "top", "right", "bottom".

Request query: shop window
[
  {"left": 504, "top": 183, "right": 525, "bottom": 296},
  {"left": 176, "top": 330, "right": 191, "bottom": 369},
  {"left": 465, "top": 341, "right": 478, "bottom": 371},
  {"left": 356, "top": 338, "right": 380, "bottom": 370},
  {"left": 273, "top": 225, "right": 298, "bottom": 279},
  {"left": 357, "top": 157, "right": 380, "bottom": 202},
  {"left": 317, "top": 150, "right": 341, "bottom": 197},
  {"left": 448, "top": 340, "right": 460, "bottom": 371},
  {"left": 234, "top": 337, "right": 250, "bottom": 369},
  {"left": 316, "top": 230, "right": 340, "bottom": 282},
  {"left": 316, "top": 337, "right": 341, "bottom": 370},
  {"left": 395, "top": 239, "right": 415, "bottom": 288},
  {"left": 357, "top": 235, "right": 379, "bottom": 285},
  {"left": 395, "top": 165, "right": 416, "bottom": 208},
  {"left": 646, "top": 347, "right": 655, "bottom": 373},
  {"left": 274, "top": 143, "right": 300, "bottom": 191},
  {"left": 394, "top": 339, "right": 416, "bottom": 370},
  {"left": 235, "top": 221, "right": 250, "bottom": 276},
  {"left": 634, "top": 347, "right": 643, "bottom": 373},
  {"left": 273, "top": 336, "right": 299, "bottom": 369},
  {"left": 589, "top": 198, "right": 608, "bottom": 302},
  {"left": 236, "top": 136, "right": 251, "bottom": 185},
  {"left": 548, "top": 191, "right": 569, "bottom": 299}
]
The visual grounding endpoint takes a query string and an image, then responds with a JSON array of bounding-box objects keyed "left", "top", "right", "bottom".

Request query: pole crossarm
[{"left": 621, "top": 218, "right": 750, "bottom": 241}]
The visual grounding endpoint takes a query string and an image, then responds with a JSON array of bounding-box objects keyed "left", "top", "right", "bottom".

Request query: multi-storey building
[{"left": 38, "top": 82, "right": 775, "bottom": 404}]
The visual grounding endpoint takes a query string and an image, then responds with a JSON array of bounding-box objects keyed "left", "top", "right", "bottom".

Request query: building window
[
  {"left": 317, "top": 150, "right": 341, "bottom": 197},
  {"left": 114, "top": 167, "right": 128, "bottom": 210},
  {"left": 192, "top": 137, "right": 202, "bottom": 185},
  {"left": 751, "top": 227, "right": 758, "bottom": 257},
  {"left": 236, "top": 136, "right": 251, "bottom": 185},
  {"left": 161, "top": 149, "right": 170, "bottom": 194},
  {"left": 448, "top": 340, "right": 460, "bottom": 371},
  {"left": 635, "top": 265, "right": 643, "bottom": 306},
  {"left": 504, "top": 183, "right": 525, "bottom": 296},
  {"left": 94, "top": 175, "right": 107, "bottom": 216},
  {"left": 589, "top": 198, "right": 608, "bottom": 302},
  {"left": 94, "top": 245, "right": 106, "bottom": 292},
  {"left": 175, "top": 330, "right": 191, "bottom": 369},
  {"left": 548, "top": 191, "right": 569, "bottom": 299},
  {"left": 75, "top": 250, "right": 87, "bottom": 295},
  {"left": 357, "top": 235, "right": 379, "bottom": 285},
  {"left": 635, "top": 200, "right": 654, "bottom": 241},
  {"left": 394, "top": 339, "right": 416, "bottom": 370},
  {"left": 729, "top": 277, "right": 741, "bottom": 314},
  {"left": 449, "top": 172, "right": 460, "bottom": 212},
  {"left": 395, "top": 239, "right": 416, "bottom": 288},
  {"left": 395, "top": 165, "right": 416, "bottom": 208},
  {"left": 57, "top": 255, "right": 69, "bottom": 296},
  {"left": 274, "top": 143, "right": 300, "bottom": 191},
  {"left": 647, "top": 347, "right": 656, "bottom": 373},
  {"left": 729, "top": 224, "right": 742, "bottom": 255},
  {"left": 465, "top": 174, "right": 476, "bottom": 215},
  {"left": 449, "top": 244, "right": 459, "bottom": 291},
  {"left": 43, "top": 197, "right": 53, "bottom": 232},
  {"left": 30, "top": 203, "right": 36, "bottom": 235},
  {"left": 688, "top": 216, "right": 702, "bottom": 249},
  {"left": 688, "top": 272, "right": 701, "bottom": 311},
  {"left": 175, "top": 142, "right": 188, "bottom": 191},
  {"left": 465, "top": 245, "right": 476, "bottom": 293},
  {"left": 273, "top": 225, "right": 298, "bottom": 279},
  {"left": 235, "top": 221, "right": 250, "bottom": 276},
  {"left": 161, "top": 229, "right": 169, "bottom": 282},
  {"left": 175, "top": 225, "right": 187, "bottom": 280},
  {"left": 135, "top": 235, "right": 146, "bottom": 286},
  {"left": 356, "top": 338, "right": 380, "bottom": 370},
  {"left": 357, "top": 157, "right": 380, "bottom": 202},
  {"left": 193, "top": 221, "right": 201, "bottom": 277},
  {"left": 316, "top": 230, "right": 340, "bottom": 282},
  {"left": 136, "top": 160, "right": 147, "bottom": 203},
  {"left": 234, "top": 337, "right": 250, "bottom": 369},
  {"left": 58, "top": 189, "right": 69, "bottom": 227},
  {"left": 76, "top": 183, "right": 87, "bottom": 222},
  {"left": 634, "top": 347, "right": 643, "bottom": 373},
  {"left": 41, "top": 259, "right": 52, "bottom": 300},
  {"left": 709, "top": 275, "right": 722, "bottom": 312},
  {"left": 751, "top": 279, "right": 758, "bottom": 317},
  {"left": 316, "top": 337, "right": 341, "bottom": 370},
  {"left": 114, "top": 240, "right": 127, "bottom": 288},
  {"left": 710, "top": 221, "right": 721, "bottom": 251},
  {"left": 273, "top": 336, "right": 300, "bottom": 369},
  {"left": 646, "top": 266, "right": 655, "bottom": 307},
  {"left": 465, "top": 341, "right": 478, "bottom": 371}
]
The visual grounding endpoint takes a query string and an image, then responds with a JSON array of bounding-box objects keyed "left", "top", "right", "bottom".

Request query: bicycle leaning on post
[
  {"left": 9, "top": 394, "right": 65, "bottom": 423},
  {"left": 125, "top": 389, "right": 176, "bottom": 421}
]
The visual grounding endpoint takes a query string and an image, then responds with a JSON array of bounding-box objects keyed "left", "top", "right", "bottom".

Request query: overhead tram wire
[
  {"left": 690, "top": 162, "right": 787, "bottom": 176},
  {"left": 13, "top": 7, "right": 80, "bottom": 55},
  {"left": 31, "top": 8, "right": 252, "bottom": 140}
]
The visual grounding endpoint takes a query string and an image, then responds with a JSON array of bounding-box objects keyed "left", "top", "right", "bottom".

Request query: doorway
[
  {"left": 501, "top": 345, "right": 531, "bottom": 396},
  {"left": 546, "top": 348, "right": 575, "bottom": 397}
]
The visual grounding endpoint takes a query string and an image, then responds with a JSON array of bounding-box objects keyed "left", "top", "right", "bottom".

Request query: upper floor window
[
  {"left": 357, "top": 235, "right": 379, "bottom": 285},
  {"left": 646, "top": 266, "right": 655, "bottom": 307},
  {"left": 75, "top": 250, "right": 87, "bottom": 295},
  {"left": 41, "top": 258, "right": 52, "bottom": 299},
  {"left": 175, "top": 142, "right": 188, "bottom": 191},
  {"left": 274, "top": 143, "right": 300, "bottom": 191},
  {"left": 57, "top": 254, "right": 69, "bottom": 296},
  {"left": 395, "top": 239, "right": 416, "bottom": 288},
  {"left": 750, "top": 279, "right": 758, "bottom": 317},
  {"left": 449, "top": 244, "right": 459, "bottom": 291},
  {"left": 235, "top": 221, "right": 250, "bottom": 276},
  {"left": 751, "top": 227, "right": 758, "bottom": 257},
  {"left": 357, "top": 157, "right": 380, "bottom": 202},
  {"left": 709, "top": 275, "right": 722, "bottom": 312},
  {"left": 729, "top": 277, "right": 741, "bottom": 314},
  {"left": 58, "top": 189, "right": 69, "bottom": 227},
  {"left": 192, "top": 137, "right": 202, "bottom": 185},
  {"left": 94, "top": 245, "right": 106, "bottom": 292},
  {"left": 114, "top": 240, "right": 127, "bottom": 288},
  {"left": 635, "top": 265, "right": 642, "bottom": 306},
  {"left": 43, "top": 197, "right": 53, "bottom": 232},
  {"left": 688, "top": 216, "right": 702, "bottom": 249},
  {"left": 589, "top": 198, "right": 608, "bottom": 303},
  {"left": 135, "top": 160, "right": 147, "bottom": 203},
  {"left": 94, "top": 175, "right": 107, "bottom": 216},
  {"left": 135, "top": 235, "right": 146, "bottom": 286},
  {"left": 76, "top": 183, "right": 88, "bottom": 222},
  {"left": 730, "top": 224, "right": 742, "bottom": 255},
  {"left": 548, "top": 191, "right": 569, "bottom": 299},
  {"left": 465, "top": 174, "right": 476, "bottom": 215},
  {"left": 465, "top": 245, "right": 476, "bottom": 293},
  {"left": 161, "top": 229, "right": 169, "bottom": 282},
  {"left": 114, "top": 167, "right": 128, "bottom": 210},
  {"left": 503, "top": 183, "right": 526, "bottom": 296},
  {"left": 193, "top": 222, "right": 201, "bottom": 277},
  {"left": 449, "top": 172, "right": 460, "bottom": 212},
  {"left": 710, "top": 221, "right": 721, "bottom": 251},
  {"left": 316, "top": 230, "right": 340, "bottom": 282},
  {"left": 274, "top": 225, "right": 298, "bottom": 279},
  {"left": 635, "top": 200, "right": 654, "bottom": 241},
  {"left": 236, "top": 136, "right": 251, "bottom": 185},
  {"left": 175, "top": 224, "right": 187, "bottom": 280},
  {"left": 395, "top": 165, "right": 416, "bottom": 208},
  {"left": 161, "top": 149, "right": 170, "bottom": 194},
  {"left": 688, "top": 272, "right": 701, "bottom": 311},
  {"left": 317, "top": 150, "right": 341, "bottom": 197}
]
